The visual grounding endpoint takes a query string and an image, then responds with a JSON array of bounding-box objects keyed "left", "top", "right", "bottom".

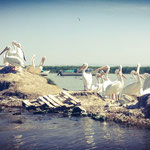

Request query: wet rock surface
[{"left": 69, "top": 91, "right": 150, "bottom": 128}]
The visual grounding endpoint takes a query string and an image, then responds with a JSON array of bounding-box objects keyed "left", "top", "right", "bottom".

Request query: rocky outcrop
[
  {"left": 137, "top": 94, "right": 150, "bottom": 118},
  {"left": 0, "top": 69, "right": 62, "bottom": 106}
]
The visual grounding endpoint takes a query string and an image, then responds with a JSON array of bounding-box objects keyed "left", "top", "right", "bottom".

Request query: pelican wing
[
  {"left": 122, "top": 82, "right": 141, "bottom": 95},
  {"left": 143, "top": 76, "right": 150, "bottom": 91},
  {"left": 105, "top": 81, "right": 122, "bottom": 95},
  {"left": 5, "top": 56, "right": 24, "bottom": 67}
]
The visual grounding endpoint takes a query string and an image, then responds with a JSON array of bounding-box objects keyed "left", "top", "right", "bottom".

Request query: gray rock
[{"left": 71, "top": 106, "right": 87, "bottom": 116}]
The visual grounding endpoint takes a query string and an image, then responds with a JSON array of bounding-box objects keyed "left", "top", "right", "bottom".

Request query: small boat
[
  {"left": 40, "top": 70, "right": 50, "bottom": 76},
  {"left": 61, "top": 72, "right": 82, "bottom": 76},
  {"left": 57, "top": 69, "right": 96, "bottom": 76}
]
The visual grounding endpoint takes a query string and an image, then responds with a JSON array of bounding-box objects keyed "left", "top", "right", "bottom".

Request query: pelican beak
[
  {"left": 122, "top": 73, "right": 127, "bottom": 79},
  {"left": 95, "top": 65, "right": 108, "bottom": 72},
  {"left": 140, "top": 75, "right": 145, "bottom": 80},
  {"left": 77, "top": 64, "right": 86, "bottom": 73},
  {"left": 0, "top": 47, "right": 9, "bottom": 55}
]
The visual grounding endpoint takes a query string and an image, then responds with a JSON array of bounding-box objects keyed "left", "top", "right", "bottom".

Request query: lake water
[
  {"left": 0, "top": 109, "right": 150, "bottom": 150},
  {"left": 48, "top": 73, "right": 139, "bottom": 91},
  {"left": 0, "top": 73, "right": 150, "bottom": 150}
]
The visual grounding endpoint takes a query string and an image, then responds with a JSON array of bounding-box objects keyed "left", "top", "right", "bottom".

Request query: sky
[{"left": 0, "top": 0, "right": 150, "bottom": 66}]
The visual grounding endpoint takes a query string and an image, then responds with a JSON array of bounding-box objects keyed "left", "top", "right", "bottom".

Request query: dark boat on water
[{"left": 57, "top": 69, "right": 96, "bottom": 76}]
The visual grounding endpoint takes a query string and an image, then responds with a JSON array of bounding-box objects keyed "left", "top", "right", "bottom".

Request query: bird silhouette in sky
[{"left": 77, "top": 17, "right": 80, "bottom": 22}]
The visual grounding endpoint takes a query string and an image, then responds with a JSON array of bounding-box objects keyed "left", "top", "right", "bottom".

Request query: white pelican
[
  {"left": 95, "top": 65, "right": 112, "bottom": 95},
  {"left": 121, "top": 64, "right": 143, "bottom": 96},
  {"left": 91, "top": 71, "right": 105, "bottom": 93},
  {"left": 105, "top": 65, "right": 127, "bottom": 100},
  {"left": 14, "top": 41, "right": 26, "bottom": 62},
  {"left": 26, "top": 55, "right": 46, "bottom": 74},
  {"left": 0, "top": 46, "right": 25, "bottom": 67},
  {"left": 78, "top": 63, "right": 92, "bottom": 91},
  {"left": 0, "top": 41, "right": 26, "bottom": 68}
]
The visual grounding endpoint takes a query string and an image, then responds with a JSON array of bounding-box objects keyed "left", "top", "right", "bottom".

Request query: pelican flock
[
  {"left": 1, "top": 41, "right": 150, "bottom": 100},
  {"left": 77, "top": 62, "right": 150, "bottom": 100}
]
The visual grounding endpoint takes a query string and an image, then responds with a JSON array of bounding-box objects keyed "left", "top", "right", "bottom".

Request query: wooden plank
[
  {"left": 38, "top": 96, "right": 55, "bottom": 108},
  {"left": 63, "top": 95, "right": 69, "bottom": 99},
  {"left": 50, "top": 95, "right": 76, "bottom": 108},
  {"left": 43, "top": 95, "right": 60, "bottom": 107},
  {"left": 56, "top": 96, "right": 65, "bottom": 102},
  {"left": 36, "top": 99, "right": 45, "bottom": 105},
  {"left": 48, "top": 95, "right": 65, "bottom": 106},
  {"left": 69, "top": 100, "right": 77, "bottom": 105},
  {"left": 33, "top": 102, "right": 41, "bottom": 107},
  {"left": 62, "top": 91, "right": 80, "bottom": 103},
  {"left": 22, "top": 100, "right": 33, "bottom": 107}
]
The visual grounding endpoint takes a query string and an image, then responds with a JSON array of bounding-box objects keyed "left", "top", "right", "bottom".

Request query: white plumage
[
  {"left": 26, "top": 55, "right": 46, "bottom": 74},
  {"left": 91, "top": 71, "right": 105, "bottom": 93},
  {"left": 105, "top": 65, "right": 126, "bottom": 100},
  {"left": 78, "top": 63, "right": 92, "bottom": 91},
  {"left": 0, "top": 41, "right": 26, "bottom": 67},
  {"left": 143, "top": 74, "right": 150, "bottom": 91},
  {"left": 95, "top": 65, "right": 112, "bottom": 93},
  {"left": 121, "top": 64, "right": 143, "bottom": 96}
]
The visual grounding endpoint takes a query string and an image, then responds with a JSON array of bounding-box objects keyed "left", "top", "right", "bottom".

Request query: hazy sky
[{"left": 0, "top": 0, "right": 150, "bottom": 66}]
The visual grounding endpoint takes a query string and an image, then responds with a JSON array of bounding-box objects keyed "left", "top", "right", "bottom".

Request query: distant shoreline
[
  {"left": 42, "top": 65, "right": 150, "bottom": 74},
  {"left": 0, "top": 65, "right": 150, "bottom": 74}
]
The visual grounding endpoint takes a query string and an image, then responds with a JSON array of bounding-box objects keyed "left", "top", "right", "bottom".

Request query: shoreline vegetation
[{"left": 43, "top": 66, "right": 150, "bottom": 74}]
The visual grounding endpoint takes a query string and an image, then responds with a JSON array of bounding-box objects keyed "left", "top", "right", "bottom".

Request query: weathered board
[{"left": 22, "top": 91, "right": 81, "bottom": 112}]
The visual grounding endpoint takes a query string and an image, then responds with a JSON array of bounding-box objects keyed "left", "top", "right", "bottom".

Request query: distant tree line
[{"left": 43, "top": 66, "right": 150, "bottom": 74}]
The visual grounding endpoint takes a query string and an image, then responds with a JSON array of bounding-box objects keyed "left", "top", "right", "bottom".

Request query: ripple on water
[{"left": 0, "top": 111, "right": 150, "bottom": 150}]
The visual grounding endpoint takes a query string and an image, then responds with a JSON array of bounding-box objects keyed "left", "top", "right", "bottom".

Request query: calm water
[
  {"left": 48, "top": 73, "right": 140, "bottom": 91},
  {"left": 0, "top": 73, "right": 150, "bottom": 150},
  {"left": 0, "top": 109, "right": 150, "bottom": 150}
]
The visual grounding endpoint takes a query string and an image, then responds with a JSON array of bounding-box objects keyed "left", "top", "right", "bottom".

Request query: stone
[{"left": 71, "top": 106, "right": 87, "bottom": 116}]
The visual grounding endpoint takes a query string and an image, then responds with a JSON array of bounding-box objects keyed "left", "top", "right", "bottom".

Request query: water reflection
[
  {"left": 1, "top": 110, "right": 150, "bottom": 150},
  {"left": 81, "top": 118, "right": 97, "bottom": 149},
  {"left": 13, "top": 134, "right": 24, "bottom": 149},
  {"left": 102, "top": 122, "right": 111, "bottom": 140}
]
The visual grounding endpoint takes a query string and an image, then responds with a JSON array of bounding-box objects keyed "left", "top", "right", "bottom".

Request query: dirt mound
[{"left": 0, "top": 69, "right": 62, "bottom": 99}]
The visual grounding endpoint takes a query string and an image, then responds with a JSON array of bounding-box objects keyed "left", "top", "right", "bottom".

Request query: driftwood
[{"left": 22, "top": 91, "right": 81, "bottom": 112}]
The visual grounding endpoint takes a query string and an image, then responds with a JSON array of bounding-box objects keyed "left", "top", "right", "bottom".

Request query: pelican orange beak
[
  {"left": 0, "top": 47, "right": 10, "bottom": 55},
  {"left": 97, "top": 71, "right": 105, "bottom": 78},
  {"left": 95, "top": 65, "right": 108, "bottom": 72},
  {"left": 140, "top": 75, "right": 145, "bottom": 80},
  {"left": 77, "top": 64, "right": 86, "bottom": 73},
  {"left": 122, "top": 73, "right": 127, "bottom": 79}
]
